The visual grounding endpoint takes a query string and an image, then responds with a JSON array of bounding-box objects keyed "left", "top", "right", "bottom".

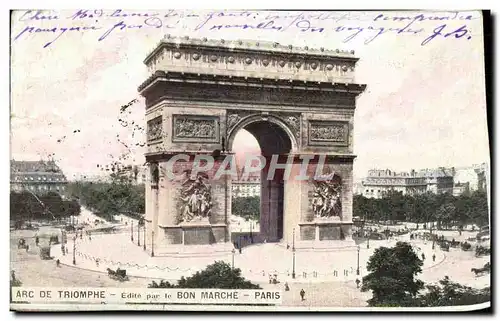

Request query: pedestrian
[
  {"left": 35, "top": 236, "right": 39, "bottom": 246},
  {"left": 56, "top": 259, "right": 60, "bottom": 267},
  {"left": 432, "top": 254, "right": 436, "bottom": 262},
  {"left": 421, "top": 253, "right": 425, "bottom": 261},
  {"left": 284, "top": 282, "right": 290, "bottom": 291},
  {"left": 11, "top": 270, "right": 16, "bottom": 282},
  {"left": 300, "top": 289, "right": 305, "bottom": 301}
]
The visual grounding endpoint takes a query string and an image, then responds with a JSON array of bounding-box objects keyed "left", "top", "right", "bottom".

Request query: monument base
[{"left": 154, "top": 242, "right": 235, "bottom": 257}]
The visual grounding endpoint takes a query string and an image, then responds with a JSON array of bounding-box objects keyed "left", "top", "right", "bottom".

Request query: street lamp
[
  {"left": 72, "top": 236, "right": 76, "bottom": 265},
  {"left": 151, "top": 230, "right": 155, "bottom": 257},
  {"left": 292, "top": 228, "right": 296, "bottom": 279},
  {"left": 430, "top": 226, "right": 435, "bottom": 250},
  {"left": 143, "top": 225, "right": 146, "bottom": 251},
  {"left": 231, "top": 249, "right": 236, "bottom": 269},
  {"left": 131, "top": 221, "right": 134, "bottom": 242},
  {"left": 356, "top": 245, "right": 360, "bottom": 275},
  {"left": 137, "top": 221, "right": 140, "bottom": 246}
]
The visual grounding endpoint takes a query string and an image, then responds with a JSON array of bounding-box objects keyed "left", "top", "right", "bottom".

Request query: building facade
[
  {"left": 115, "top": 165, "right": 147, "bottom": 185},
  {"left": 453, "top": 182, "right": 470, "bottom": 196},
  {"left": 231, "top": 172, "right": 261, "bottom": 198},
  {"left": 361, "top": 167, "right": 454, "bottom": 198},
  {"left": 10, "top": 160, "right": 68, "bottom": 195}
]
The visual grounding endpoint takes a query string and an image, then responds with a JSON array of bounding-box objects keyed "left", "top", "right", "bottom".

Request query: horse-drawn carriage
[
  {"left": 17, "top": 238, "right": 28, "bottom": 249},
  {"left": 107, "top": 268, "right": 129, "bottom": 282},
  {"left": 471, "top": 262, "right": 491, "bottom": 276},
  {"left": 439, "top": 242, "right": 450, "bottom": 251}
]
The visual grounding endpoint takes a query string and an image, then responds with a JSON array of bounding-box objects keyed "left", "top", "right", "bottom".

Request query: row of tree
[
  {"left": 354, "top": 190, "right": 489, "bottom": 229},
  {"left": 66, "top": 179, "right": 145, "bottom": 221},
  {"left": 361, "top": 242, "right": 490, "bottom": 307},
  {"left": 10, "top": 191, "right": 80, "bottom": 223}
]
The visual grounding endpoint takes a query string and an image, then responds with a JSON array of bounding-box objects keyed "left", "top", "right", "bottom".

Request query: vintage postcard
[{"left": 10, "top": 9, "right": 491, "bottom": 312}]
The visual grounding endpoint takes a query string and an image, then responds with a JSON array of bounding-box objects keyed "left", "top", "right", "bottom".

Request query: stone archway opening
[{"left": 231, "top": 120, "right": 294, "bottom": 243}]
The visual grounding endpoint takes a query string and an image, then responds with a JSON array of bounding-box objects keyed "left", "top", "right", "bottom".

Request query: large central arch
[{"left": 138, "top": 36, "right": 366, "bottom": 254}]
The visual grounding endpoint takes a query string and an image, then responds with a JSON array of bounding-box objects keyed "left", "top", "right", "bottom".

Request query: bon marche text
[{"left": 13, "top": 9, "right": 478, "bottom": 48}]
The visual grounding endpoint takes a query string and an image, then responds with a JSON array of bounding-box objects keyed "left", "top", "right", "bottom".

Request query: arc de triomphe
[{"left": 138, "top": 36, "right": 366, "bottom": 255}]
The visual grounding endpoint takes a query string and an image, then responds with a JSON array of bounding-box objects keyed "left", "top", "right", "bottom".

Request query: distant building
[
  {"left": 452, "top": 162, "right": 489, "bottom": 192},
  {"left": 453, "top": 182, "right": 470, "bottom": 196},
  {"left": 115, "top": 165, "right": 147, "bottom": 184},
  {"left": 10, "top": 159, "right": 68, "bottom": 195},
  {"left": 232, "top": 170, "right": 260, "bottom": 198},
  {"left": 417, "top": 167, "right": 454, "bottom": 194},
  {"left": 361, "top": 167, "right": 454, "bottom": 199}
]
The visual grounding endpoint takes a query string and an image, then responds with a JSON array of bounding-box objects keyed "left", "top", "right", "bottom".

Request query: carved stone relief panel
[
  {"left": 310, "top": 175, "right": 342, "bottom": 219},
  {"left": 172, "top": 115, "right": 220, "bottom": 143},
  {"left": 176, "top": 172, "right": 213, "bottom": 224},
  {"left": 308, "top": 121, "right": 349, "bottom": 146},
  {"left": 147, "top": 116, "right": 163, "bottom": 142}
]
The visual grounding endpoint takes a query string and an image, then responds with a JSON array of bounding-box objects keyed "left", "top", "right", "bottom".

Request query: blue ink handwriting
[
  {"left": 420, "top": 24, "right": 472, "bottom": 46},
  {"left": 13, "top": 25, "right": 101, "bottom": 48}
]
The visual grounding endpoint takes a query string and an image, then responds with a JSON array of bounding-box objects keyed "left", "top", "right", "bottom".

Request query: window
[
  {"left": 30, "top": 177, "right": 33, "bottom": 180},
  {"left": 43, "top": 177, "right": 47, "bottom": 181}
]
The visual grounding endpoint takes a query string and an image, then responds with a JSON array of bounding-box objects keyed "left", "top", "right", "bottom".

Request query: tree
[
  {"left": 232, "top": 196, "right": 260, "bottom": 221},
  {"left": 148, "top": 261, "right": 260, "bottom": 289},
  {"left": 361, "top": 242, "right": 424, "bottom": 307},
  {"left": 418, "top": 276, "right": 490, "bottom": 306}
]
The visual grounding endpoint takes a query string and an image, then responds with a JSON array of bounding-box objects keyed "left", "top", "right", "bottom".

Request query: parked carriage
[
  {"left": 107, "top": 268, "right": 129, "bottom": 282},
  {"left": 39, "top": 246, "right": 52, "bottom": 260}
]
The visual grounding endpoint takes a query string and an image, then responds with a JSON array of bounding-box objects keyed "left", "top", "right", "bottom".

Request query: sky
[{"left": 10, "top": 10, "right": 490, "bottom": 181}]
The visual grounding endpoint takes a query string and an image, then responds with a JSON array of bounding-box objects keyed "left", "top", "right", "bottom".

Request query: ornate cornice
[
  {"left": 138, "top": 70, "right": 366, "bottom": 94},
  {"left": 142, "top": 36, "right": 361, "bottom": 84}
]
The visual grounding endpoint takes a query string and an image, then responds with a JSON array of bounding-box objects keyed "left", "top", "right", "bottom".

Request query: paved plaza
[
  {"left": 43, "top": 225, "right": 489, "bottom": 289},
  {"left": 11, "top": 221, "right": 490, "bottom": 308}
]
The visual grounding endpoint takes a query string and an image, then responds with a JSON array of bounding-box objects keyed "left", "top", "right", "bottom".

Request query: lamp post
[
  {"left": 292, "top": 228, "right": 296, "bottom": 279},
  {"left": 72, "top": 236, "right": 76, "bottom": 265},
  {"left": 143, "top": 225, "right": 146, "bottom": 251},
  {"left": 430, "top": 226, "right": 435, "bottom": 250},
  {"left": 151, "top": 230, "right": 155, "bottom": 257},
  {"left": 137, "top": 221, "right": 140, "bottom": 246},
  {"left": 131, "top": 221, "right": 134, "bottom": 242},
  {"left": 231, "top": 249, "right": 236, "bottom": 269},
  {"left": 356, "top": 245, "right": 360, "bottom": 275},
  {"left": 250, "top": 222, "right": 253, "bottom": 243}
]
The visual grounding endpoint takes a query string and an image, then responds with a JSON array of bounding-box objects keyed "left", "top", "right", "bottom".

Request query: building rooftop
[{"left": 11, "top": 160, "right": 64, "bottom": 174}]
